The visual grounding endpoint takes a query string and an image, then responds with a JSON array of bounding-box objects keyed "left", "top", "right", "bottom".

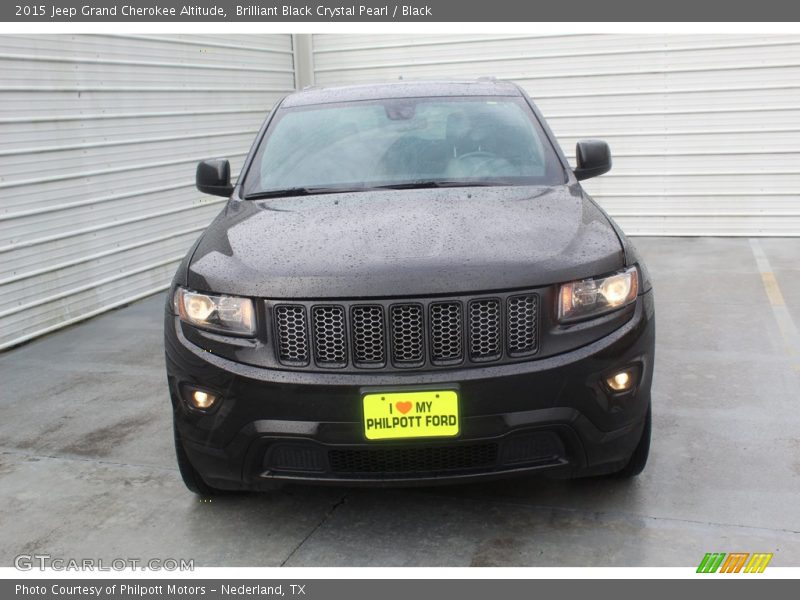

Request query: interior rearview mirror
[
  {"left": 574, "top": 140, "right": 612, "bottom": 181},
  {"left": 196, "top": 159, "right": 233, "bottom": 197}
]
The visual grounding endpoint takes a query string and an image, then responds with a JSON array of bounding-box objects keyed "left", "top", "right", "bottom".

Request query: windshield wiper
[
  {"left": 375, "top": 180, "right": 510, "bottom": 190},
  {"left": 244, "top": 180, "right": 511, "bottom": 200},
  {"left": 244, "top": 187, "right": 361, "bottom": 200}
]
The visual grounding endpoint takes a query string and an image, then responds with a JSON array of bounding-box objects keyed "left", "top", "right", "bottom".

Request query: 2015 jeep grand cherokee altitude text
[{"left": 165, "top": 80, "right": 655, "bottom": 495}]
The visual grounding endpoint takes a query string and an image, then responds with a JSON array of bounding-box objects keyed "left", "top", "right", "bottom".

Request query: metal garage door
[
  {"left": 0, "top": 34, "right": 295, "bottom": 350},
  {"left": 310, "top": 34, "right": 800, "bottom": 237}
]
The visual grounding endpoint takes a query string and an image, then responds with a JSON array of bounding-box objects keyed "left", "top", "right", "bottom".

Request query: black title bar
[{"left": 4, "top": 0, "right": 800, "bottom": 22}]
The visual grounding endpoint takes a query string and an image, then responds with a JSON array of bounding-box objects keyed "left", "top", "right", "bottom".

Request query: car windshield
[{"left": 241, "top": 96, "right": 565, "bottom": 197}]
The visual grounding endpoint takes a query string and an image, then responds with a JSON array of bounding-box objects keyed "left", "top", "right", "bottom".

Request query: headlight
[
  {"left": 558, "top": 266, "right": 639, "bottom": 323},
  {"left": 174, "top": 288, "right": 256, "bottom": 336}
]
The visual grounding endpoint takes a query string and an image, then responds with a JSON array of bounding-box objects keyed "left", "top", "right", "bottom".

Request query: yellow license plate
[{"left": 362, "top": 390, "right": 459, "bottom": 440}]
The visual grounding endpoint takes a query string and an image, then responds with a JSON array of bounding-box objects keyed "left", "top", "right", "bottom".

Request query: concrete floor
[{"left": 1, "top": 237, "right": 799, "bottom": 568}]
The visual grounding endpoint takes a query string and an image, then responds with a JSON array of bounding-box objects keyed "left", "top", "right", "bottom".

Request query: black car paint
[
  {"left": 165, "top": 291, "right": 654, "bottom": 488},
  {"left": 186, "top": 184, "right": 624, "bottom": 299},
  {"left": 165, "top": 80, "right": 655, "bottom": 491}
]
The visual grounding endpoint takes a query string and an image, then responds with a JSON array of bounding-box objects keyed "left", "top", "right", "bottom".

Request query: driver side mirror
[
  {"left": 196, "top": 159, "right": 233, "bottom": 197},
  {"left": 574, "top": 140, "right": 612, "bottom": 181}
]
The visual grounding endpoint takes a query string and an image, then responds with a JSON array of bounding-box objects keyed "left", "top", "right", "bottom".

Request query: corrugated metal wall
[
  {"left": 0, "top": 34, "right": 295, "bottom": 350},
  {"left": 311, "top": 34, "right": 800, "bottom": 237}
]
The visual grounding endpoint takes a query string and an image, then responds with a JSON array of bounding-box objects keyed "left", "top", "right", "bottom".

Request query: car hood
[{"left": 187, "top": 185, "right": 624, "bottom": 298}]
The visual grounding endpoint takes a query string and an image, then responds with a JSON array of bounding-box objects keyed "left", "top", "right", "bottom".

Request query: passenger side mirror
[
  {"left": 196, "top": 159, "right": 233, "bottom": 197},
  {"left": 573, "top": 140, "right": 612, "bottom": 181}
]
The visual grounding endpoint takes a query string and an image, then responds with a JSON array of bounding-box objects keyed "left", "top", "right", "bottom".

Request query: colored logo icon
[{"left": 697, "top": 553, "right": 773, "bottom": 573}]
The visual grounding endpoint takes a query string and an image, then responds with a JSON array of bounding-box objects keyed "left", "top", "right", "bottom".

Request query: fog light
[
  {"left": 605, "top": 369, "right": 635, "bottom": 392},
  {"left": 189, "top": 389, "right": 218, "bottom": 410}
]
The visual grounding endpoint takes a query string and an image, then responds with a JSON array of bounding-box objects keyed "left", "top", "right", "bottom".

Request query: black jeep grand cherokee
[{"left": 165, "top": 80, "right": 655, "bottom": 495}]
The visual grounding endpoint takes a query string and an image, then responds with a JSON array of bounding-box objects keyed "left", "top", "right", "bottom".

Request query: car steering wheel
[
  {"left": 453, "top": 150, "right": 510, "bottom": 177},
  {"left": 456, "top": 150, "right": 499, "bottom": 162}
]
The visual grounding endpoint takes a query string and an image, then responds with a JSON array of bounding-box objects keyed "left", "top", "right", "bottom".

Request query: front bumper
[{"left": 165, "top": 291, "right": 655, "bottom": 489}]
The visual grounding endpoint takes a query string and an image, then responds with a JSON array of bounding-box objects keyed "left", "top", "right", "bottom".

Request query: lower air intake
[{"left": 329, "top": 444, "right": 499, "bottom": 474}]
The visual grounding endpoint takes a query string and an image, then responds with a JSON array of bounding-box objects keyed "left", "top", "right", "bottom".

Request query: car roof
[{"left": 280, "top": 79, "right": 523, "bottom": 107}]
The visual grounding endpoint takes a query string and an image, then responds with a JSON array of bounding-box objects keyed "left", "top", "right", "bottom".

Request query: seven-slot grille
[
  {"left": 351, "top": 305, "right": 386, "bottom": 366},
  {"left": 506, "top": 294, "right": 538, "bottom": 356},
  {"left": 468, "top": 299, "right": 502, "bottom": 361},
  {"left": 390, "top": 304, "right": 425, "bottom": 365},
  {"left": 430, "top": 302, "right": 463, "bottom": 364},
  {"left": 311, "top": 305, "right": 347, "bottom": 366},
  {"left": 271, "top": 292, "right": 538, "bottom": 370},
  {"left": 274, "top": 305, "right": 309, "bottom": 365}
]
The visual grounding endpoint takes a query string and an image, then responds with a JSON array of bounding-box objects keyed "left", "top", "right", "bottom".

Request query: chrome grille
[
  {"left": 274, "top": 305, "right": 309, "bottom": 365},
  {"left": 507, "top": 294, "right": 538, "bottom": 355},
  {"left": 312, "top": 305, "right": 347, "bottom": 366},
  {"left": 351, "top": 305, "right": 386, "bottom": 366},
  {"left": 468, "top": 299, "right": 501, "bottom": 361},
  {"left": 430, "top": 302, "right": 463, "bottom": 364},
  {"left": 390, "top": 304, "right": 424, "bottom": 366},
  {"left": 271, "top": 291, "right": 538, "bottom": 370}
]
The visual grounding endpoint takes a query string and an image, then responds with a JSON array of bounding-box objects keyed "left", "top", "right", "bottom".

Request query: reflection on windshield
[{"left": 242, "top": 97, "right": 564, "bottom": 197}]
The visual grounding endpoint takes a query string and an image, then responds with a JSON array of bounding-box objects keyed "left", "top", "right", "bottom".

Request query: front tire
[
  {"left": 173, "top": 420, "right": 229, "bottom": 496},
  {"left": 613, "top": 405, "right": 651, "bottom": 478}
]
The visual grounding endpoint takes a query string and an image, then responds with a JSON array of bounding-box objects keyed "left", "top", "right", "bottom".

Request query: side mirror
[
  {"left": 574, "top": 140, "right": 612, "bottom": 181},
  {"left": 196, "top": 159, "right": 233, "bottom": 197}
]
